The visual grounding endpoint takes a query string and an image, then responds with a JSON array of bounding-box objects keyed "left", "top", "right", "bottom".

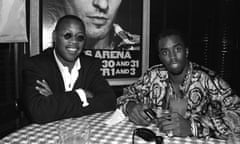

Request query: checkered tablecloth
[{"left": 0, "top": 111, "right": 227, "bottom": 144}]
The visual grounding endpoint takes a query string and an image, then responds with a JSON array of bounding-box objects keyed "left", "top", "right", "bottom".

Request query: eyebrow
[
  {"left": 61, "top": 31, "right": 85, "bottom": 34},
  {"left": 160, "top": 43, "right": 183, "bottom": 50}
]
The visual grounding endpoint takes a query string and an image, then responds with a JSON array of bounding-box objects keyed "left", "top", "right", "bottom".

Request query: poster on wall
[
  {"left": 0, "top": 0, "right": 28, "bottom": 43},
  {"left": 41, "top": 0, "right": 148, "bottom": 85}
]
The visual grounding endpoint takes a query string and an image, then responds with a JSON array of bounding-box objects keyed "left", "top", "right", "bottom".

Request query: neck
[
  {"left": 65, "top": 62, "right": 74, "bottom": 73},
  {"left": 56, "top": 54, "right": 75, "bottom": 72}
]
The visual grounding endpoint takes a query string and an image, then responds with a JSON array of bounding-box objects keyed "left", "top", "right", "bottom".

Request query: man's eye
[
  {"left": 63, "top": 33, "right": 72, "bottom": 40},
  {"left": 76, "top": 35, "right": 85, "bottom": 42},
  {"left": 176, "top": 46, "right": 183, "bottom": 52},
  {"left": 161, "top": 50, "right": 168, "bottom": 56}
]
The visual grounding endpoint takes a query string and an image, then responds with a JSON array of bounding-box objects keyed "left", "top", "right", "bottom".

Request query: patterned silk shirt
[{"left": 117, "top": 62, "right": 240, "bottom": 139}]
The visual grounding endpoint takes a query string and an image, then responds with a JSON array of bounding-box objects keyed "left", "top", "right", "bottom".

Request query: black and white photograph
[{"left": 0, "top": 0, "right": 240, "bottom": 143}]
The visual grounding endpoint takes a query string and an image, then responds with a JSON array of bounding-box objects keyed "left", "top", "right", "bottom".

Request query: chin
[
  {"left": 169, "top": 68, "right": 184, "bottom": 75},
  {"left": 87, "top": 28, "right": 109, "bottom": 39},
  {"left": 88, "top": 33, "right": 107, "bottom": 40},
  {"left": 65, "top": 56, "right": 77, "bottom": 63}
]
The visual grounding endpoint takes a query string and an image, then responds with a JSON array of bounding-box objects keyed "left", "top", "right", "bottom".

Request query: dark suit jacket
[{"left": 23, "top": 48, "right": 116, "bottom": 124}]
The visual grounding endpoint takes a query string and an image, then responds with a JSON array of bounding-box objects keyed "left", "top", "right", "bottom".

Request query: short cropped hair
[
  {"left": 156, "top": 29, "right": 188, "bottom": 48},
  {"left": 54, "top": 15, "right": 86, "bottom": 33}
]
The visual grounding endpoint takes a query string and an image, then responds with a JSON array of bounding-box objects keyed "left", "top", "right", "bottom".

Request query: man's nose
[
  {"left": 92, "top": 0, "right": 109, "bottom": 12},
  {"left": 69, "top": 36, "right": 79, "bottom": 43},
  {"left": 169, "top": 51, "right": 176, "bottom": 59},
  {"left": 168, "top": 52, "right": 178, "bottom": 62}
]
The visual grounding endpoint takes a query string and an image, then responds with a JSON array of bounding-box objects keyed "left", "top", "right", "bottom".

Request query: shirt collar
[
  {"left": 179, "top": 62, "right": 192, "bottom": 94},
  {"left": 53, "top": 49, "right": 81, "bottom": 73}
]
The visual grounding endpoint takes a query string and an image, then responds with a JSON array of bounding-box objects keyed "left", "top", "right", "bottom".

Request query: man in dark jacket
[{"left": 23, "top": 15, "right": 116, "bottom": 124}]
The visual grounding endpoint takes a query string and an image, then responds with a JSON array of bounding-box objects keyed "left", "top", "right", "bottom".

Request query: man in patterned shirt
[{"left": 117, "top": 29, "right": 240, "bottom": 139}]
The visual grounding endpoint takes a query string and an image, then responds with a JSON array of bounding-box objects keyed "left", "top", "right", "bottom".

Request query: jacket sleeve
[
  {"left": 190, "top": 75, "right": 240, "bottom": 139},
  {"left": 79, "top": 58, "right": 117, "bottom": 114},
  {"left": 23, "top": 58, "right": 84, "bottom": 124}
]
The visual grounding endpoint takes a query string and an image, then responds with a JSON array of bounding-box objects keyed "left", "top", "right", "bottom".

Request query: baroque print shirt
[{"left": 117, "top": 62, "right": 240, "bottom": 139}]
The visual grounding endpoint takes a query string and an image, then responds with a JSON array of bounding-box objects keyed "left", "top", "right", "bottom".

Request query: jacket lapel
[{"left": 48, "top": 49, "right": 65, "bottom": 92}]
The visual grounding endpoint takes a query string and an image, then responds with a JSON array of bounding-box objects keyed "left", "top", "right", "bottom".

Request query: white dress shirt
[{"left": 53, "top": 50, "right": 89, "bottom": 107}]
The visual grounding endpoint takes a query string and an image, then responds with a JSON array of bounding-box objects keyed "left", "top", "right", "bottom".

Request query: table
[{"left": 0, "top": 111, "right": 227, "bottom": 144}]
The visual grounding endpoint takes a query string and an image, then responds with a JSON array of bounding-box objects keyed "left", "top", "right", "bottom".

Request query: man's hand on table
[
  {"left": 126, "top": 102, "right": 151, "bottom": 126},
  {"left": 157, "top": 112, "right": 192, "bottom": 137},
  {"left": 35, "top": 80, "right": 53, "bottom": 96}
]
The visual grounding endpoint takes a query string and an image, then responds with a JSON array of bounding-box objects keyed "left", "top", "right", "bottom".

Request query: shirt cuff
[{"left": 75, "top": 89, "right": 89, "bottom": 107}]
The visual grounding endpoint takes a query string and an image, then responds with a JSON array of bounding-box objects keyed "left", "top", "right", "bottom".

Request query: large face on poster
[{"left": 42, "top": 0, "right": 144, "bottom": 84}]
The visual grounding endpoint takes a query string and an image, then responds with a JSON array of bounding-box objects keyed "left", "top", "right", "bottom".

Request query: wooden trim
[{"left": 29, "top": 0, "right": 40, "bottom": 56}]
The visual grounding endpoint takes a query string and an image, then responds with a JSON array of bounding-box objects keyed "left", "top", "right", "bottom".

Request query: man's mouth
[
  {"left": 66, "top": 47, "right": 78, "bottom": 54},
  {"left": 88, "top": 16, "right": 108, "bottom": 25},
  {"left": 170, "top": 62, "right": 179, "bottom": 68}
]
